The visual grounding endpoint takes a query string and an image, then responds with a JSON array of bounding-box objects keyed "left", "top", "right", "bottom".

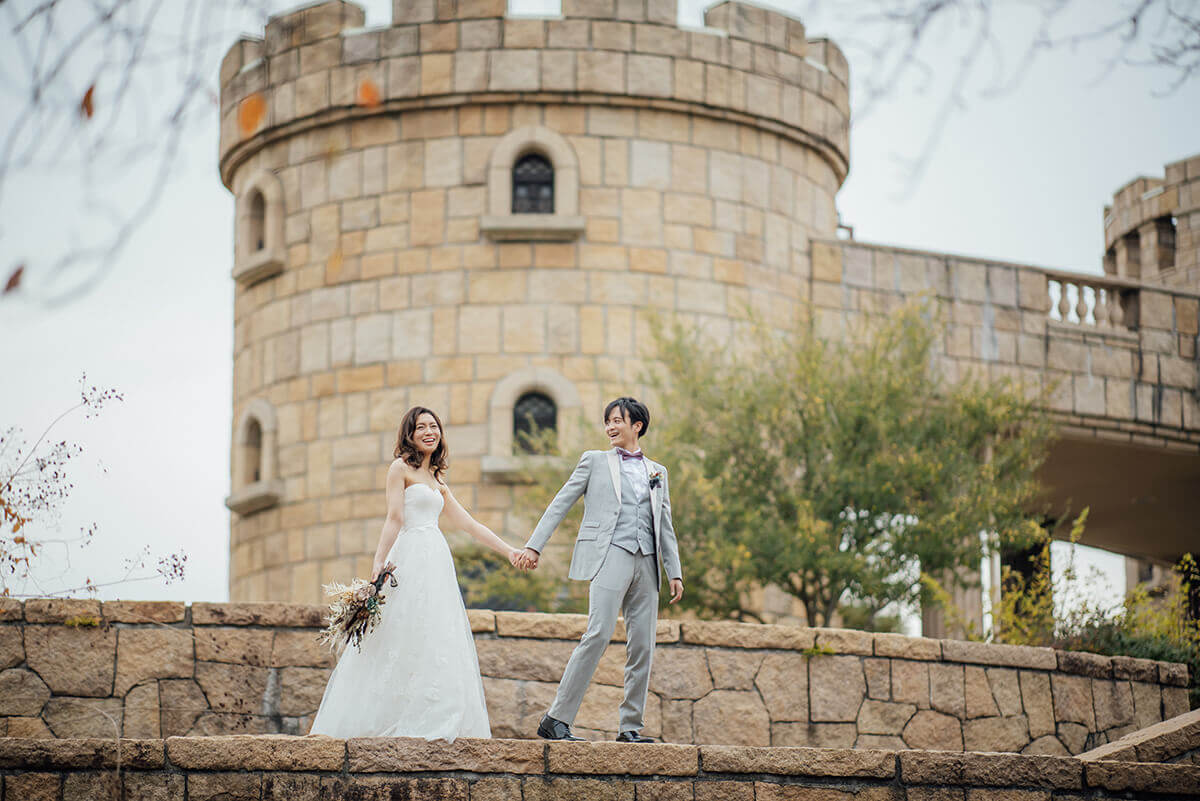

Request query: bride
[{"left": 309, "top": 405, "right": 527, "bottom": 740}]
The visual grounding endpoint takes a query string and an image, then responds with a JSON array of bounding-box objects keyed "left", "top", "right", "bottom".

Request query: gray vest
[{"left": 611, "top": 464, "right": 655, "bottom": 557}]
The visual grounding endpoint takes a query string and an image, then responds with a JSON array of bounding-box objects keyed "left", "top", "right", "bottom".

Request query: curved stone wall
[
  {"left": 0, "top": 599, "right": 1190, "bottom": 754},
  {"left": 217, "top": 0, "right": 851, "bottom": 603},
  {"left": 1103, "top": 153, "right": 1200, "bottom": 287}
]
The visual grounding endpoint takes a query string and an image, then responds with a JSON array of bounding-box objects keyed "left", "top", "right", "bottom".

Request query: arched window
[
  {"left": 248, "top": 191, "right": 266, "bottom": 252},
  {"left": 483, "top": 367, "right": 582, "bottom": 480},
  {"left": 244, "top": 418, "right": 263, "bottom": 484},
  {"left": 233, "top": 170, "right": 285, "bottom": 285},
  {"left": 225, "top": 399, "right": 282, "bottom": 515},
  {"left": 512, "top": 154, "right": 554, "bottom": 214},
  {"left": 513, "top": 391, "right": 557, "bottom": 453},
  {"left": 482, "top": 126, "right": 584, "bottom": 241}
]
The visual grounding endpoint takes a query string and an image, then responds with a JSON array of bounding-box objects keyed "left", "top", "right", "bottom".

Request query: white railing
[{"left": 1045, "top": 270, "right": 1135, "bottom": 330}]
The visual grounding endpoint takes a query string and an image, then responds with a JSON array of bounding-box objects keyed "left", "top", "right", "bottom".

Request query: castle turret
[
  {"left": 219, "top": 0, "right": 850, "bottom": 602},
  {"left": 1103, "top": 154, "right": 1200, "bottom": 289}
]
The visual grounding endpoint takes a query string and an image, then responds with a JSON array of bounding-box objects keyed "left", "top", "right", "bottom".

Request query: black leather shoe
[
  {"left": 616, "top": 730, "right": 655, "bottom": 743},
  {"left": 538, "top": 714, "right": 584, "bottom": 741}
]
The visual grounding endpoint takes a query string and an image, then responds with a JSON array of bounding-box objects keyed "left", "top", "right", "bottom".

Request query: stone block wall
[
  {"left": 2, "top": 735, "right": 1200, "bottom": 800},
  {"left": 218, "top": 0, "right": 852, "bottom": 604},
  {"left": 812, "top": 239, "right": 1200, "bottom": 446},
  {"left": 0, "top": 599, "right": 1190, "bottom": 755},
  {"left": 215, "top": 0, "right": 1200, "bottom": 610}
]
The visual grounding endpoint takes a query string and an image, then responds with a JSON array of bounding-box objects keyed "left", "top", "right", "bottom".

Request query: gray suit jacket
[{"left": 526, "top": 449, "right": 683, "bottom": 585}]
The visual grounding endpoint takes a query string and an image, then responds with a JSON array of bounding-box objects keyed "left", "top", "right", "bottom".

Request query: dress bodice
[{"left": 404, "top": 483, "right": 444, "bottom": 530}]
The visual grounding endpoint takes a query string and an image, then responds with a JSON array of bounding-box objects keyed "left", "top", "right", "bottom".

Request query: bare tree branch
[
  {"left": 0, "top": 0, "right": 275, "bottom": 304},
  {"left": 808, "top": 0, "right": 1199, "bottom": 194}
]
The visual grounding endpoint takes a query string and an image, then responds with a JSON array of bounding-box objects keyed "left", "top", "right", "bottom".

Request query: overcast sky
[{"left": 1, "top": 0, "right": 1196, "bottom": 609}]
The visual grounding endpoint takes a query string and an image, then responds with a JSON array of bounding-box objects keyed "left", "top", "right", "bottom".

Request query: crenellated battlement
[
  {"left": 266, "top": 0, "right": 366, "bottom": 53},
  {"left": 1103, "top": 153, "right": 1200, "bottom": 287},
  {"left": 217, "top": 0, "right": 850, "bottom": 186}
]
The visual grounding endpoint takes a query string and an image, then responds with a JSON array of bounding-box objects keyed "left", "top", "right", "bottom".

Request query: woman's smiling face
[{"left": 413, "top": 412, "right": 441, "bottom": 455}]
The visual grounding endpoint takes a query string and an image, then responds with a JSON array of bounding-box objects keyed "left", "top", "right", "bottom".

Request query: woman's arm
[
  {"left": 370, "top": 461, "right": 408, "bottom": 580},
  {"left": 441, "top": 484, "right": 520, "bottom": 562}
]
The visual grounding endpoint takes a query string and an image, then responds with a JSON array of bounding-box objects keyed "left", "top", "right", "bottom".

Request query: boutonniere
[{"left": 648, "top": 471, "right": 663, "bottom": 490}]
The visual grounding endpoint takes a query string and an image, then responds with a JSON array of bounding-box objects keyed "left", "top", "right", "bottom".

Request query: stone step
[{"left": 1, "top": 735, "right": 1199, "bottom": 799}]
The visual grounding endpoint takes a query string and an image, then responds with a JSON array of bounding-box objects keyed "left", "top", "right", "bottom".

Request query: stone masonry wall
[
  {"left": 215, "top": 0, "right": 1200, "bottom": 610},
  {"left": 813, "top": 239, "right": 1200, "bottom": 446},
  {"left": 0, "top": 599, "right": 1190, "bottom": 756},
  {"left": 218, "top": 0, "right": 851, "bottom": 605},
  {"left": 2, "top": 735, "right": 1200, "bottom": 801}
]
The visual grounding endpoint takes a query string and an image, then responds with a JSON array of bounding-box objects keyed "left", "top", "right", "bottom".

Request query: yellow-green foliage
[
  {"left": 621, "top": 299, "right": 1053, "bottom": 626},
  {"left": 991, "top": 525, "right": 1198, "bottom": 708}
]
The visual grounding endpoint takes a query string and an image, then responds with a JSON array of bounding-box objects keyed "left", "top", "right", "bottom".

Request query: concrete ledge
[
  {"left": 348, "top": 737, "right": 543, "bottom": 773},
  {"left": 480, "top": 214, "right": 586, "bottom": 241},
  {"left": 230, "top": 248, "right": 285, "bottom": 287},
  {"left": 940, "top": 639, "right": 1058, "bottom": 671},
  {"left": 897, "top": 751, "right": 1083, "bottom": 789},
  {"left": 1085, "top": 760, "right": 1200, "bottom": 794},
  {"left": 191, "top": 601, "right": 325, "bottom": 627},
  {"left": 166, "top": 735, "right": 344, "bottom": 770},
  {"left": 547, "top": 741, "right": 699, "bottom": 775},
  {"left": 224, "top": 478, "right": 284, "bottom": 516},
  {"left": 0, "top": 738, "right": 163, "bottom": 769},
  {"left": 99, "top": 601, "right": 187, "bottom": 624},
  {"left": 2, "top": 737, "right": 1200, "bottom": 797},
  {"left": 681, "top": 620, "right": 815, "bottom": 650},
  {"left": 700, "top": 745, "right": 895, "bottom": 777},
  {"left": 1080, "top": 708, "right": 1200, "bottom": 763}
]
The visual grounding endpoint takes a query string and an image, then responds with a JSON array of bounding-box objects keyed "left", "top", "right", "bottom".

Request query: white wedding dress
[{"left": 309, "top": 483, "right": 491, "bottom": 740}]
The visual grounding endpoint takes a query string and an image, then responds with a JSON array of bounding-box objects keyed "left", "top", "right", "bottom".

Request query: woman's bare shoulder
[{"left": 387, "top": 458, "right": 414, "bottom": 483}]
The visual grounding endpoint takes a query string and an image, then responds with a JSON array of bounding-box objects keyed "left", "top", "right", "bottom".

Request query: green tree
[{"left": 633, "top": 300, "right": 1053, "bottom": 626}]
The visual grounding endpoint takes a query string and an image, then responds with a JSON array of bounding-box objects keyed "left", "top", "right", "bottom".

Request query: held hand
[
  {"left": 507, "top": 548, "right": 526, "bottom": 570},
  {"left": 668, "top": 578, "right": 684, "bottom": 605},
  {"left": 520, "top": 547, "right": 540, "bottom": 570}
]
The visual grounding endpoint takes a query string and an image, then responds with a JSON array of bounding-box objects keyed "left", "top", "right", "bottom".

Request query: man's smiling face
[{"left": 605, "top": 408, "right": 641, "bottom": 451}]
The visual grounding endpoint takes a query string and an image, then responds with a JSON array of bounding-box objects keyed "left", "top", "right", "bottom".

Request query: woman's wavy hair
[{"left": 394, "top": 406, "right": 449, "bottom": 481}]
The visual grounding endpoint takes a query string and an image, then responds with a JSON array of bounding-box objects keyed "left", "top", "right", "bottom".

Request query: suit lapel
[
  {"left": 647, "top": 458, "right": 663, "bottom": 532},
  {"left": 607, "top": 449, "right": 622, "bottom": 504}
]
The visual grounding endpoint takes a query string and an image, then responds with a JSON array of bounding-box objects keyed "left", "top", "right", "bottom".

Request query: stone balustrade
[
  {"left": 0, "top": 599, "right": 1190, "bottom": 757},
  {"left": 1045, "top": 270, "right": 1139, "bottom": 331},
  {"left": 813, "top": 239, "right": 1200, "bottom": 445},
  {"left": 1, "top": 734, "right": 1199, "bottom": 800}
]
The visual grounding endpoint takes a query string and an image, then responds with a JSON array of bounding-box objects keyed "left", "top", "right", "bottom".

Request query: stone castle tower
[{"left": 219, "top": 0, "right": 850, "bottom": 602}]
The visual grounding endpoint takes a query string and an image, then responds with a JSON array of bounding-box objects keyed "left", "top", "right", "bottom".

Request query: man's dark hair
[{"left": 603, "top": 397, "right": 650, "bottom": 438}]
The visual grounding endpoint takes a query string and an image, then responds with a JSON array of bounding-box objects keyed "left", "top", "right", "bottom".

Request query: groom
[{"left": 517, "top": 397, "right": 684, "bottom": 743}]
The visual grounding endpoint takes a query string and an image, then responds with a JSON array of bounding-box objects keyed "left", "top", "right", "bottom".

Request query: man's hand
[
  {"left": 518, "top": 547, "right": 540, "bottom": 570},
  {"left": 668, "top": 578, "right": 684, "bottom": 604}
]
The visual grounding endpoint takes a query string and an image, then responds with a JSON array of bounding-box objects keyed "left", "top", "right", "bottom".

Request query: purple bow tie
[{"left": 618, "top": 449, "right": 644, "bottom": 460}]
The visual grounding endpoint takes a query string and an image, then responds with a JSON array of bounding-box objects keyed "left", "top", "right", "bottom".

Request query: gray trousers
[{"left": 548, "top": 545, "right": 659, "bottom": 733}]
